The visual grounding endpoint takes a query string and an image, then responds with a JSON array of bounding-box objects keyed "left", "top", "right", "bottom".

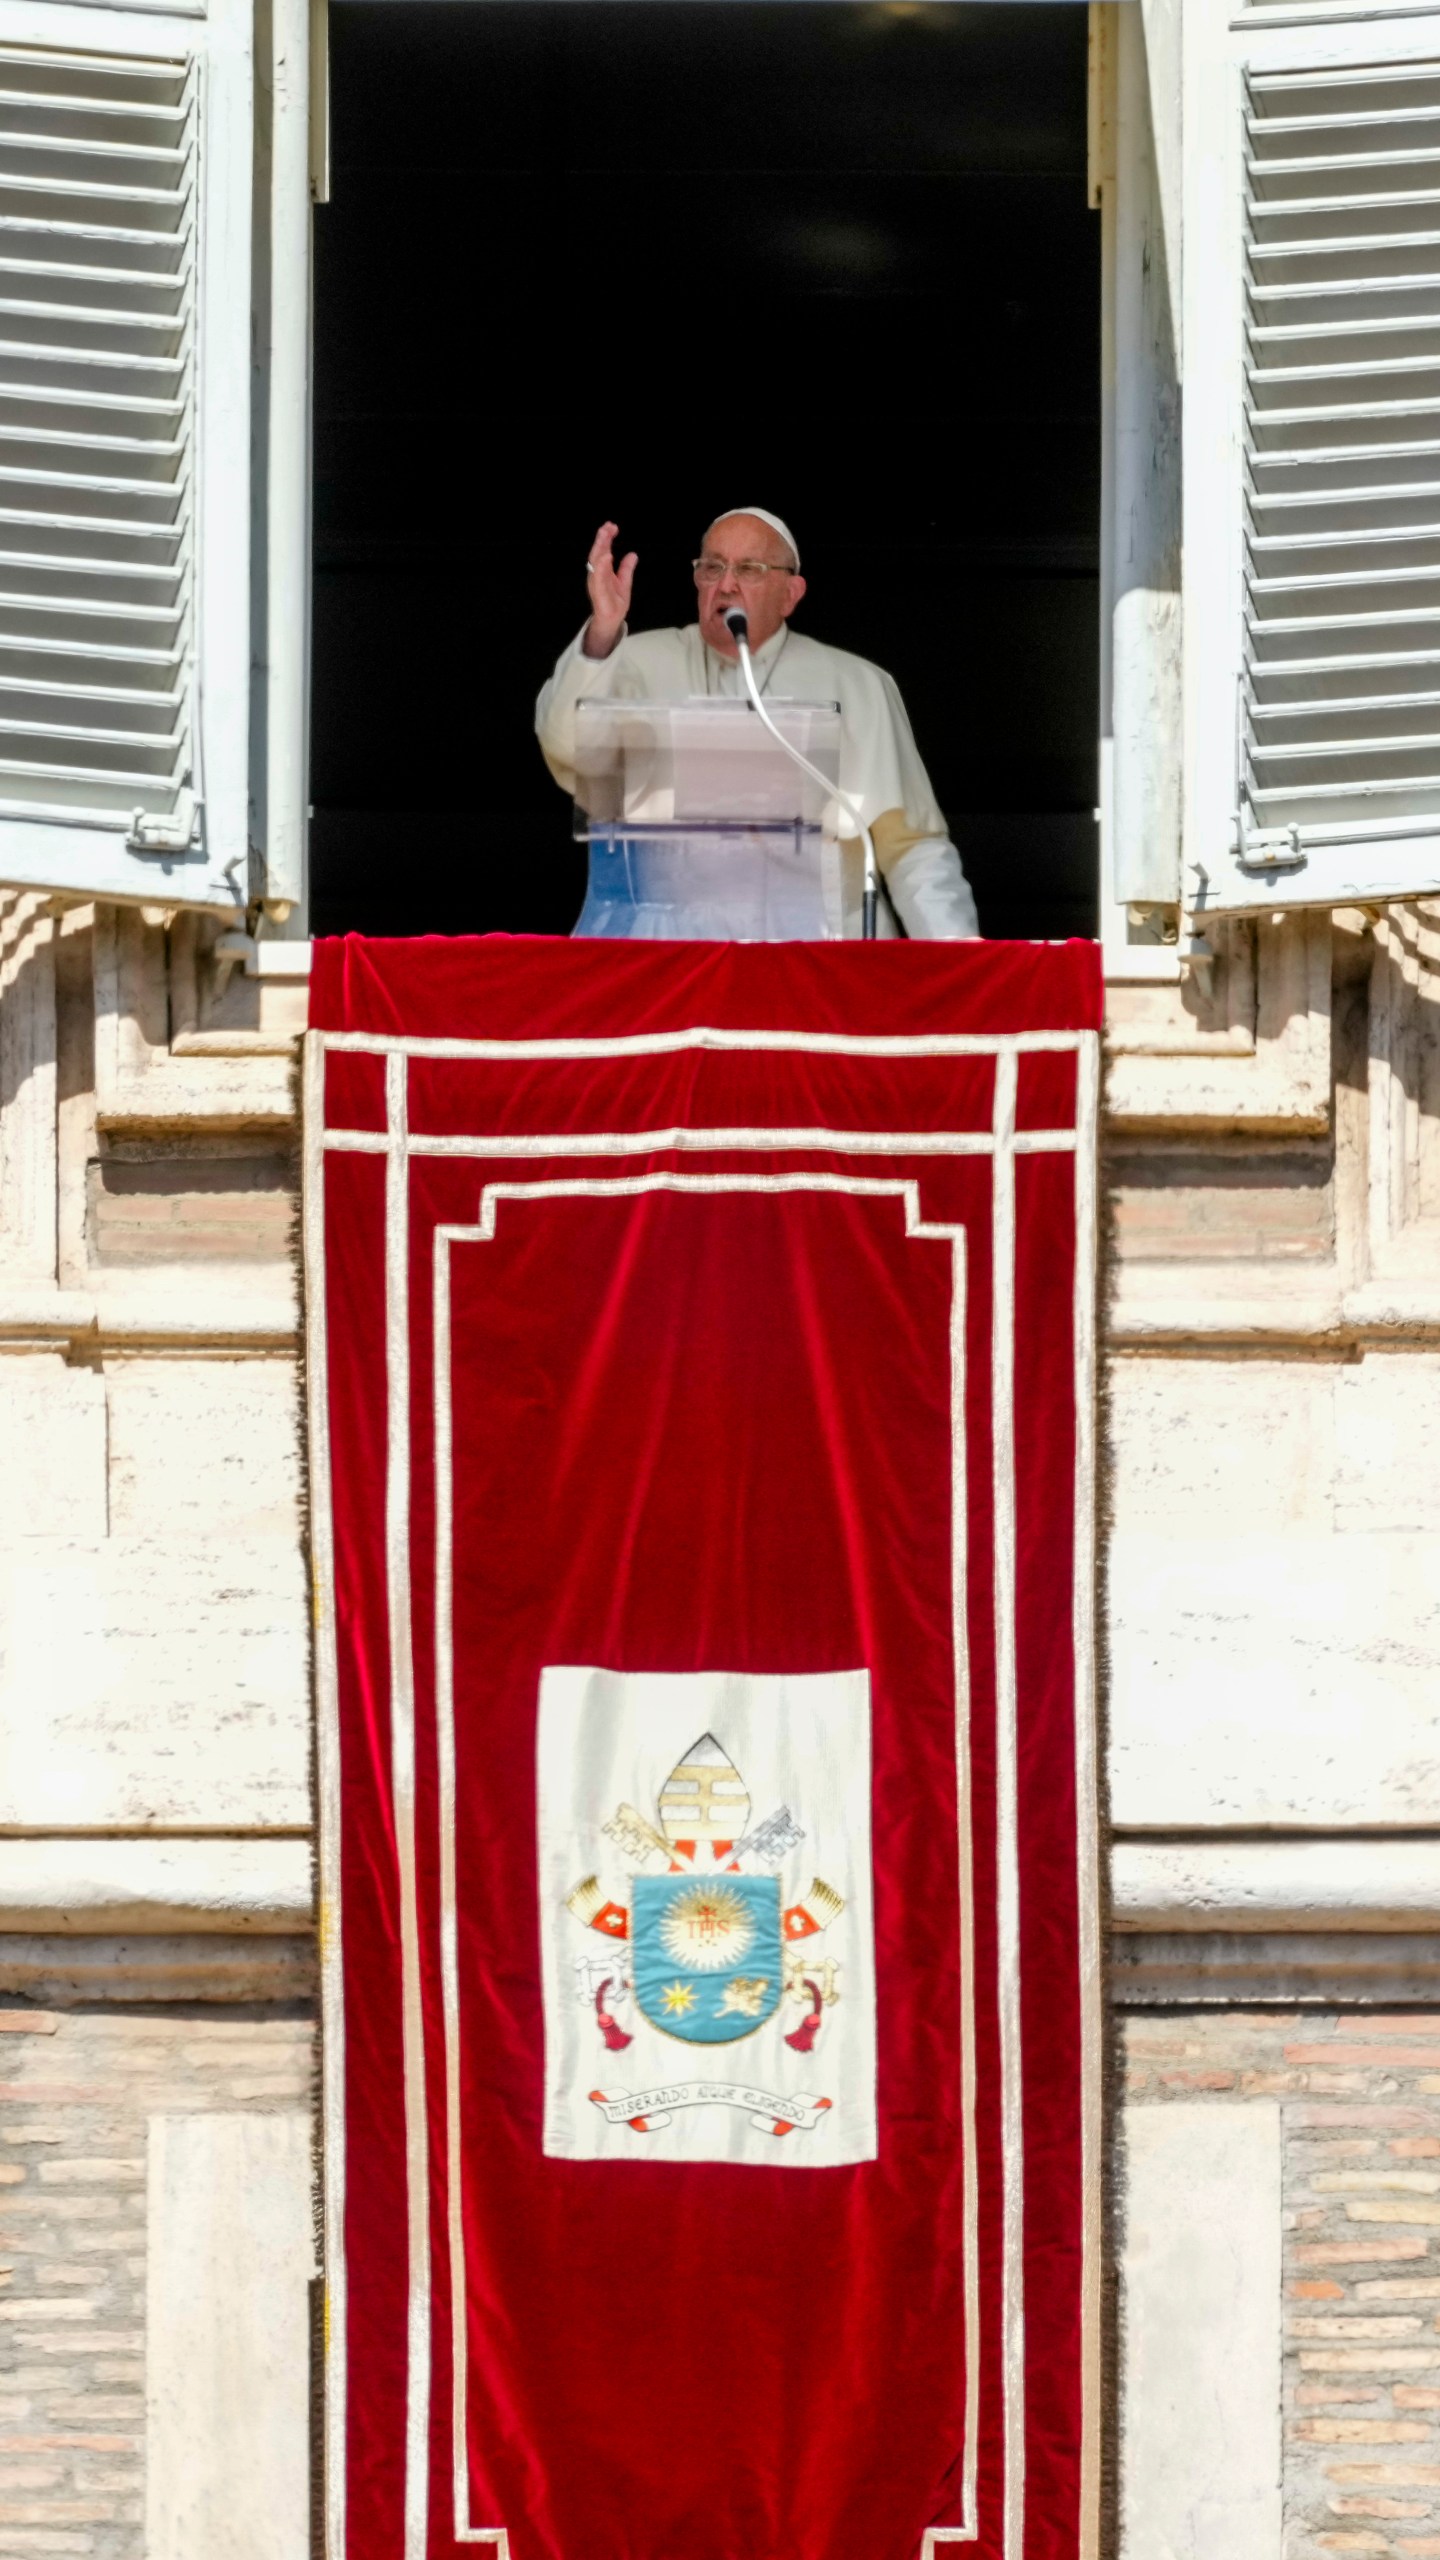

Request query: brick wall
[
  {"left": 9, "top": 1994, "right": 1439, "bottom": 2554},
  {"left": 1127, "top": 2009, "right": 1440, "bottom": 2560},
  {"left": 0, "top": 2001, "right": 313, "bottom": 2559}
]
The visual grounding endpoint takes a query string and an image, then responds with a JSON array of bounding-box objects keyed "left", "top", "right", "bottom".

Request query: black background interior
[{"left": 309, "top": 1, "right": 1099, "bottom": 940}]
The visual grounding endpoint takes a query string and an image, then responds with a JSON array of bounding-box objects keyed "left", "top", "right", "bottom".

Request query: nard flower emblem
[{"left": 717, "top": 1977, "right": 771, "bottom": 2020}]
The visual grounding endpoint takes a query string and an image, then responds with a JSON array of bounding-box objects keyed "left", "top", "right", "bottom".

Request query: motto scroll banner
[{"left": 304, "top": 937, "right": 1103, "bottom": 2560}]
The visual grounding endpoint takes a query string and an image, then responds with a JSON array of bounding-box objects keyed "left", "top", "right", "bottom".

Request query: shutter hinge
[
  {"left": 1234, "top": 817, "right": 1307, "bottom": 876},
  {"left": 127, "top": 794, "right": 203, "bottom": 857}
]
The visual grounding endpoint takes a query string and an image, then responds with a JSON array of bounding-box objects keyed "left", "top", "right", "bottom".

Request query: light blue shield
[{"left": 631, "top": 1873, "right": 783, "bottom": 2045}]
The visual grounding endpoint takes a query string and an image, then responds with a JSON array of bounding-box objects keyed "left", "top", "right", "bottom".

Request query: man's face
[{"left": 695, "top": 514, "right": 806, "bottom": 658}]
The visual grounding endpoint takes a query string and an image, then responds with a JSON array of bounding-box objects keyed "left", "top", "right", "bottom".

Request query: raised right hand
[{"left": 582, "top": 521, "right": 637, "bottom": 659}]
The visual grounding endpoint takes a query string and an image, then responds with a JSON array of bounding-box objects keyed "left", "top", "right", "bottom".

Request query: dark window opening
[{"left": 310, "top": 1, "right": 1099, "bottom": 941}]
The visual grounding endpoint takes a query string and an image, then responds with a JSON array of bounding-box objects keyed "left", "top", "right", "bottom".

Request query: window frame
[
  {"left": 0, "top": 0, "right": 254, "bottom": 913},
  {"left": 1183, "top": 0, "right": 1440, "bottom": 918}
]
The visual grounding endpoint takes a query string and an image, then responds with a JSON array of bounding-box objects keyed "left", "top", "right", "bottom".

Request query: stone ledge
[
  {"left": 1114, "top": 1929, "right": 1440, "bottom": 2006},
  {"left": 0, "top": 1274, "right": 298, "bottom": 1350},
  {"left": 1111, "top": 1263, "right": 1440, "bottom": 1347},
  {"left": 0, "top": 1837, "right": 313, "bottom": 1933},
  {"left": 7, "top": 1834, "right": 1438, "bottom": 1942},
  {"left": 1113, "top": 1835, "right": 1440, "bottom": 1933},
  {"left": 0, "top": 1932, "right": 315, "bottom": 2004},
  {"left": 8, "top": 1924, "right": 1438, "bottom": 2011}
]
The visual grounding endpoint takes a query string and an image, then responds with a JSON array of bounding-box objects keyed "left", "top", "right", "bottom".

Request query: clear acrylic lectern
[{"left": 572, "top": 698, "right": 843, "bottom": 940}]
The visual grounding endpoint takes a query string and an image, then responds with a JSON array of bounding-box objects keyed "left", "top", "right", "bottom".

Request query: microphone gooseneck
[{"left": 726, "top": 617, "right": 879, "bottom": 941}]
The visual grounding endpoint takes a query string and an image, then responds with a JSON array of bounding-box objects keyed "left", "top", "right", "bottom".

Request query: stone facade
[
  {"left": 1125, "top": 2014, "right": 1440, "bottom": 2560},
  {"left": 0, "top": 899, "right": 314, "bottom": 2551},
  {"left": 3, "top": 892, "right": 1440, "bottom": 2551},
  {"left": 0, "top": 2002, "right": 313, "bottom": 2559}
]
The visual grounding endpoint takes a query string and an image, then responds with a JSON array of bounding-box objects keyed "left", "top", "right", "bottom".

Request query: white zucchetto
[{"left": 709, "top": 506, "right": 800, "bottom": 569}]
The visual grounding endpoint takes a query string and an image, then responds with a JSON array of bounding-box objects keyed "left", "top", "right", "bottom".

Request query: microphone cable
[{"left": 724, "top": 606, "right": 879, "bottom": 941}]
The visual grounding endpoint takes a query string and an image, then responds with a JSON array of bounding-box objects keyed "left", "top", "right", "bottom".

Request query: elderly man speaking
[{"left": 536, "top": 510, "right": 979, "bottom": 940}]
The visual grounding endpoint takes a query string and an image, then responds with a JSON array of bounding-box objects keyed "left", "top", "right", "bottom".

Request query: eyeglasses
[{"left": 692, "top": 556, "right": 796, "bottom": 584}]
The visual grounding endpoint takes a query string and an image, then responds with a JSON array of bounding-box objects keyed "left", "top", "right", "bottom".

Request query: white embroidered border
[
  {"left": 320, "top": 1025, "right": 1084, "bottom": 1061},
  {"left": 311, "top": 1020, "right": 1101, "bottom": 2560},
  {"left": 330, "top": 1121, "right": 1030, "bottom": 1162},
  {"left": 922, "top": 1050, "right": 1028, "bottom": 2560},
  {"left": 433, "top": 1171, "right": 977, "bottom": 2547},
  {"left": 950, "top": 1213, "right": 981, "bottom": 2539},
  {"left": 1072, "top": 1032, "right": 1103, "bottom": 2560},
  {"left": 326, "top": 1124, "right": 1073, "bottom": 1161},
  {"left": 993, "top": 1052, "right": 1026, "bottom": 2560},
  {"left": 384, "top": 1055, "right": 433, "bottom": 2560},
  {"left": 303, "top": 1034, "right": 348, "bottom": 2560}
]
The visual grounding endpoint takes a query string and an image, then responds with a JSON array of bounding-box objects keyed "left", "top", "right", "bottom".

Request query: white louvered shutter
[
  {"left": 1185, "top": 0, "right": 1440, "bottom": 915},
  {"left": 0, "top": 0, "right": 252, "bottom": 912}
]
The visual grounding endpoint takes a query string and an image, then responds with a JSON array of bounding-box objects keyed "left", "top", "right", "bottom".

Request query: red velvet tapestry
[{"left": 304, "top": 936, "right": 1103, "bottom": 2560}]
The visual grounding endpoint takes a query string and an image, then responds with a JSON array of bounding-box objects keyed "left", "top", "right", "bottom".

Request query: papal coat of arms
[
  {"left": 538, "top": 1666, "right": 876, "bottom": 2166},
  {"left": 563, "top": 1731, "right": 847, "bottom": 2132}
]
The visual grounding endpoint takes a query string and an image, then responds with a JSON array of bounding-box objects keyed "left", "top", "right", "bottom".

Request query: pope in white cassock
[{"left": 536, "top": 508, "right": 979, "bottom": 940}]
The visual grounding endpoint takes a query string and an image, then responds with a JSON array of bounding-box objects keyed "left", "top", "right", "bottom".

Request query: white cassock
[{"left": 536, "top": 621, "right": 979, "bottom": 940}]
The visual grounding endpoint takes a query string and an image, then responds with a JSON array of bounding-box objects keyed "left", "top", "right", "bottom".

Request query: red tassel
[
  {"left": 784, "top": 1979, "right": 825, "bottom": 2053},
  {"left": 595, "top": 1979, "right": 633, "bottom": 2052}
]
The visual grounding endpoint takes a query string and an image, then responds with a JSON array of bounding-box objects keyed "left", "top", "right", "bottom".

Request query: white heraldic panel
[{"left": 537, "top": 1667, "right": 877, "bottom": 2167}]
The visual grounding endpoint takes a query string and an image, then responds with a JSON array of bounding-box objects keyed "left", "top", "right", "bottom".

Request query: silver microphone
[{"left": 722, "top": 603, "right": 878, "bottom": 939}]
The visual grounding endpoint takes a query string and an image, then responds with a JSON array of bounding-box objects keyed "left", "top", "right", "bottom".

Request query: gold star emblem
[{"left": 660, "top": 1981, "right": 697, "bottom": 2017}]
